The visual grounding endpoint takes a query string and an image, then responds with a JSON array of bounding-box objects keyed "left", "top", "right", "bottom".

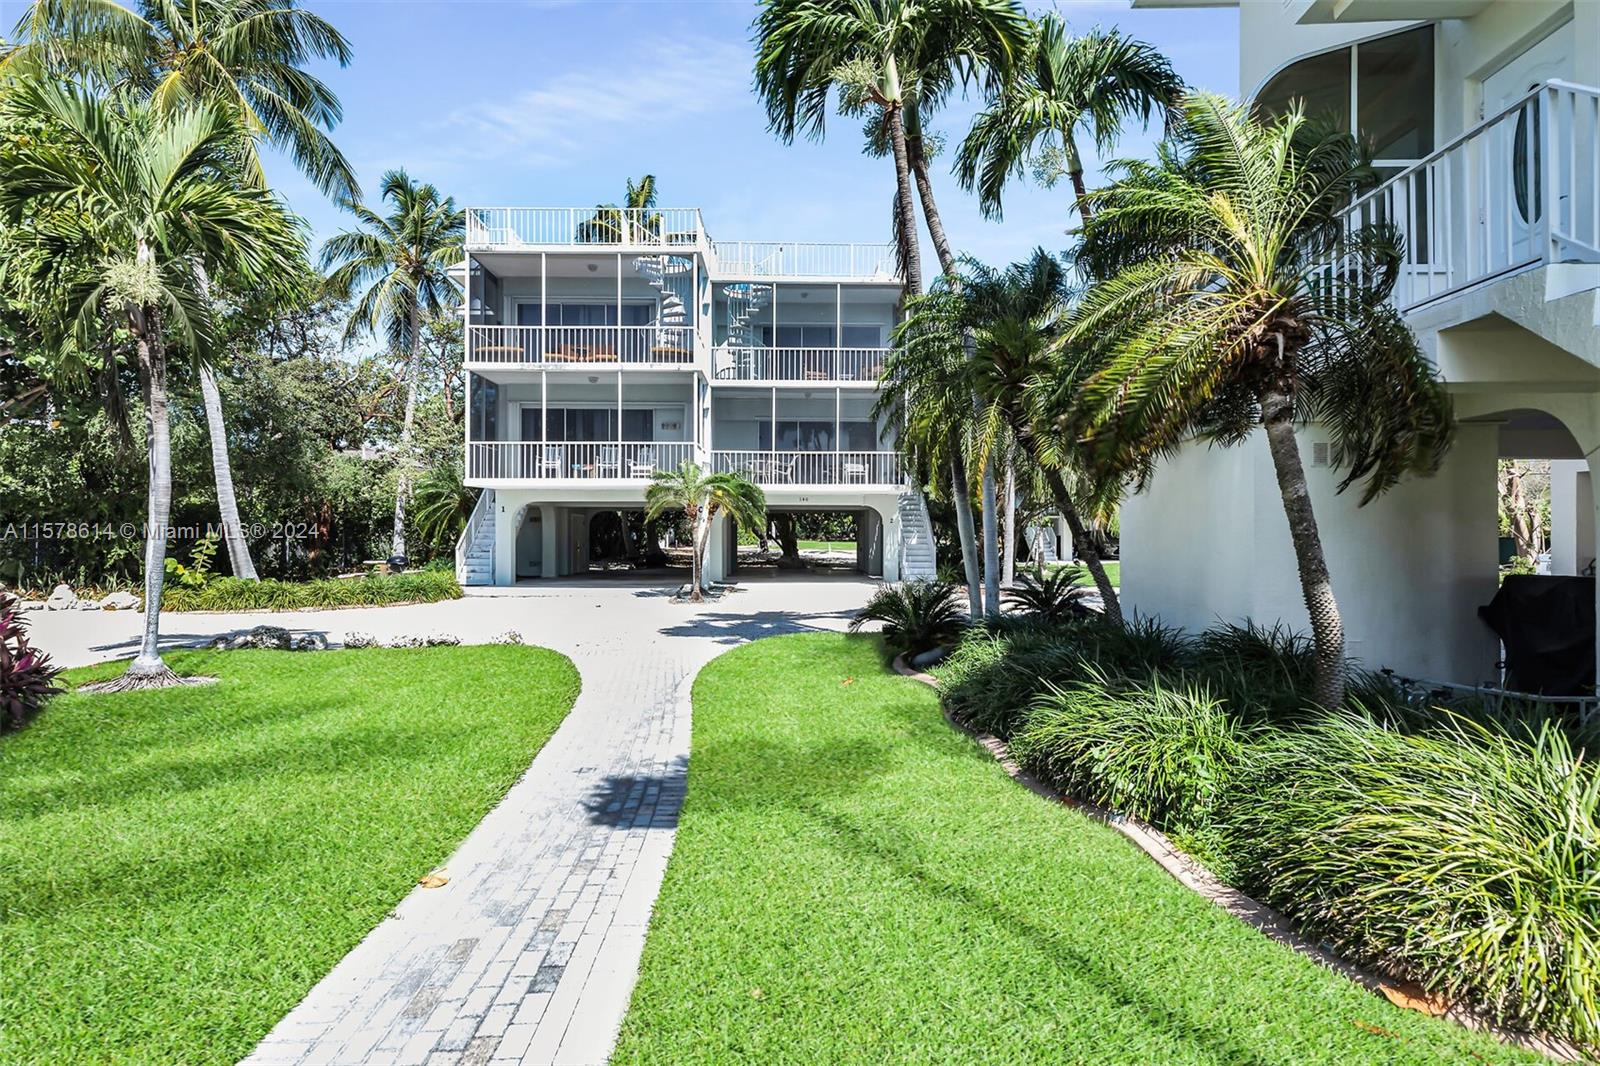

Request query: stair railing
[{"left": 454, "top": 487, "right": 495, "bottom": 584}]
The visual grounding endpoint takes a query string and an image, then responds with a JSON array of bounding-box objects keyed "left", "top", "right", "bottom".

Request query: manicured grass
[
  {"left": 0, "top": 646, "right": 580, "bottom": 1064},
  {"left": 613, "top": 633, "right": 1533, "bottom": 1065},
  {"left": 799, "top": 539, "right": 857, "bottom": 553},
  {"left": 1050, "top": 559, "right": 1120, "bottom": 586}
]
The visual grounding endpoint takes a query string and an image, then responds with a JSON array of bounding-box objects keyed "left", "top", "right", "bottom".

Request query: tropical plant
[
  {"left": 849, "top": 578, "right": 966, "bottom": 658},
  {"left": 0, "top": 82, "right": 305, "bottom": 688},
  {"left": 412, "top": 461, "right": 475, "bottom": 552},
  {"left": 4, "top": 0, "right": 357, "bottom": 582},
  {"left": 161, "top": 570, "right": 460, "bottom": 611},
  {"left": 644, "top": 462, "right": 767, "bottom": 603},
  {"left": 321, "top": 170, "right": 464, "bottom": 565},
  {"left": 956, "top": 15, "right": 1182, "bottom": 222},
  {"left": 575, "top": 173, "right": 665, "bottom": 243},
  {"left": 900, "top": 249, "right": 1124, "bottom": 620},
  {"left": 1067, "top": 94, "right": 1455, "bottom": 707},
  {"left": 1003, "top": 566, "right": 1092, "bottom": 623},
  {"left": 0, "top": 591, "right": 62, "bottom": 732}
]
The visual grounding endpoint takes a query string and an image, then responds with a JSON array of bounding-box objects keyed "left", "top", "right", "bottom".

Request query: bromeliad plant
[
  {"left": 0, "top": 591, "right": 62, "bottom": 733},
  {"left": 1068, "top": 93, "right": 1455, "bottom": 708}
]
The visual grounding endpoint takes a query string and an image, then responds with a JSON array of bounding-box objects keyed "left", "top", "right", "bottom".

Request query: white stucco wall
[
  {"left": 1121, "top": 423, "right": 1501, "bottom": 683},
  {"left": 1550, "top": 458, "right": 1596, "bottom": 575}
]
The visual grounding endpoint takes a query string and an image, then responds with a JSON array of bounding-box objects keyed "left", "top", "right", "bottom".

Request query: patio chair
[
  {"left": 537, "top": 445, "right": 564, "bottom": 478},
  {"left": 628, "top": 449, "right": 656, "bottom": 478},
  {"left": 596, "top": 445, "right": 621, "bottom": 478},
  {"left": 841, "top": 458, "right": 868, "bottom": 483}
]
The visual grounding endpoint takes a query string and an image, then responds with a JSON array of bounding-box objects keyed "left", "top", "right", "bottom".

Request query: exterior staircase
[
  {"left": 897, "top": 489, "right": 937, "bottom": 580},
  {"left": 633, "top": 254, "right": 693, "bottom": 326},
  {"left": 455, "top": 489, "right": 495, "bottom": 586}
]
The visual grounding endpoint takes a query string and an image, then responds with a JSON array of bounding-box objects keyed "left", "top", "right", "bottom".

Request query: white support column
[
  {"left": 616, "top": 252, "right": 623, "bottom": 344},
  {"left": 617, "top": 371, "right": 623, "bottom": 445},
  {"left": 770, "top": 386, "right": 777, "bottom": 460},
  {"left": 540, "top": 369, "right": 548, "bottom": 445},
  {"left": 835, "top": 281, "right": 842, "bottom": 378},
  {"left": 539, "top": 252, "right": 547, "bottom": 353},
  {"left": 834, "top": 386, "right": 841, "bottom": 459}
]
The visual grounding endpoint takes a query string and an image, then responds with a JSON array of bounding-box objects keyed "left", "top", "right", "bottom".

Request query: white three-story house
[
  {"left": 454, "top": 206, "right": 937, "bottom": 586},
  {"left": 1125, "top": 0, "right": 1600, "bottom": 686}
]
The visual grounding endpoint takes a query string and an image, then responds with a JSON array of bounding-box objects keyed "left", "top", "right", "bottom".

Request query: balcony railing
[
  {"left": 467, "top": 208, "right": 706, "bottom": 250},
  {"left": 707, "top": 240, "right": 898, "bottom": 279},
  {"left": 712, "top": 346, "right": 889, "bottom": 382},
  {"left": 467, "top": 442, "right": 695, "bottom": 480},
  {"left": 467, "top": 325, "right": 695, "bottom": 366},
  {"left": 1330, "top": 80, "right": 1600, "bottom": 312},
  {"left": 710, "top": 450, "right": 902, "bottom": 486}
]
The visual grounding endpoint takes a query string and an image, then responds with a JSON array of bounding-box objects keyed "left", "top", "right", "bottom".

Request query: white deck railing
[
  {"left": 467, "top": 325, "right": 695, "bottom": 366},
  {"left": 710, "top": 450, "right": 902, "bottom": 486},
  {"left": 1329, "top": 80, "right": 1600, "bottom": 312},
  {"left": 466, "top": 208, "right": 706, "bottom": 250},
  {"left": 467, "top": 442, "right": 695, "bottom": 481},
  {"left": 453, "top": 487, "right": 494, "bottom": 583},
  {"left": 711, "top": 346, "right": 889, "bottom": 382},
  {"left": 708, "top": 240, "right": 898, "bottom": 279}
]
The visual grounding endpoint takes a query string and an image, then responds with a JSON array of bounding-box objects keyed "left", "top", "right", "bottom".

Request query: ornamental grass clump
[
  {"left": 1010, "top": 669, "right": 1246, "bottom": 835},
  {"left": 1226, "top": 711, "right": 1600, "bottom": 1049},
  {"left": 1, "top": 592, "right": 63, "bottom": 732}
]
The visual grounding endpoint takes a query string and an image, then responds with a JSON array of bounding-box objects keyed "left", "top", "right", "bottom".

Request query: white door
[{"left": 1481, "top": 25, "right": 1576, "bottom": 264}]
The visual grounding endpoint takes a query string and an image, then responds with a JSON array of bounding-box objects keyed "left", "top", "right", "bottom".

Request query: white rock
[
  {"left": 45, "top": 583, "right": 75, "bottom": 610},
  {"left": 98, "top": 591, "right": 139, "bottom": 611}
]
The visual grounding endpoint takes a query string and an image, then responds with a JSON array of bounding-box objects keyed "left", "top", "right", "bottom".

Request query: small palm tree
[
  {"left": 850, "top": 579, "right": 966, "bottom": 658},
  {"left": 956, "top": 15, "right": 1182, "bottom": 222},
  {"left": 0, "top": 81, "right": 305, "bottom": 688},
  {"left": 644, "top": 463, "right": 766, "bottom": 603},
  {"left": 575, "top": 174, "right": 663, "bottom": 243},
  {"left": 1068, "top": 94, "right": 1455, "bottom": 707},
  {"left": 1003, "top": 567, "right": 1092, "bottom": 624},
  {"left": 321, "top": 170, "right": 464, "bottom": 564}
]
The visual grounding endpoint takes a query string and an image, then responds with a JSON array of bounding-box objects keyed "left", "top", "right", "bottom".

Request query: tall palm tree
[
  {"left": 645, "top": 462, "right": 767, "bottom": 603},
  {"left": 0, "top": 80, "right": 304, "bottom": 688},
  {"left": 956, "top": 15, "right": 1182, "bottom": 223},
  {"left": 576, "top": 173, "right": 664, "bottom": 243},
  {"left": 1068, "top": 94, "right": 1455, "bottom": 707},
  {"left": 4, "top": 0, "right": 357, "bottom": 581},
  {"left": 321, "top": 170, "right": 464, "bottom": 565},
  {"left": 901, "top": 250, "right": 1123, "bottom": 621}
]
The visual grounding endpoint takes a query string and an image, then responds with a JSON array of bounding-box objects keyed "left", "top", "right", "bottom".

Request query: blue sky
[{"left": 260, "top": 0, "right": 1240, "bottom": 272}]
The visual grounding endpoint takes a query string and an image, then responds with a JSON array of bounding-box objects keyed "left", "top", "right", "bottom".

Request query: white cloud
[{"left": 438, "top": 34, "right": 750, "bottom": 167}]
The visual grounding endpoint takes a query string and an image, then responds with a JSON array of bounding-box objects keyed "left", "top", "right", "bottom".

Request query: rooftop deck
[{"left": 465, "top": 207, "right": 899, "bottom": 281}]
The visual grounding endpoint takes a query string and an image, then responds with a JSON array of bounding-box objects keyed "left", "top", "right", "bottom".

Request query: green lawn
[
  {"left": 1050, "top": 559, "right": 1120, "bottom": 586},
  {"left": 799, "top": 539, "right": 857, "bottom": 553},
  {"left": 0, "top": 646, "right": 580, "bottom": 1064},
  {"left": 613, "top": 633, "right": 1532, "bottom": 1065}
]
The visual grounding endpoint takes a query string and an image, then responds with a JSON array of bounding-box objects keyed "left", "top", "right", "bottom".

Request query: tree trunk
[
  {"left": 773, "top": 512, "right": 802, "bottom": 568},
  {"left": 1065, "top": 135, "right": 1094, "bottom": 226},
  {"left": 1002, "top": 462, "right": 1016, "bottom": 587},
  {"left": 1042, "top": 467, "right": 1123, "bottom": 626},
  {"left": 907, "top": 101, "right": 956, "bottom": 278},
  {"left": 949, "top": 436, "right": 982, "bottom": 618},
  {"left": 981, "top": 454, "right": 999, "bottom": 617},
  {"left": 199, "top": 364, "right": 258, "bottom": 580},
  {"left": 687, "top": 506, "right": 704, "bottom": 603},
  {"left": 885, "top": 104, "right": 923, "bottom": 297},
  {"left": 1261, "top": 388, "right": 1346, "bottom": 707},
  {"left": 392, "top": 304, "right": 423, "bottom": 563}
]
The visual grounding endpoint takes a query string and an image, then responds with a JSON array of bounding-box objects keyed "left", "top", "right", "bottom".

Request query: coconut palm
[
  {"left": 0, "top": 80, "right": 305, "bottom": 687},
  {"left": 899, "top": 249, "right": 1124, "bottom": 622},
  {"left": 321, "top": 170, "right": 464, "bottom": 565},
  {"left": 1067, "top": 93, "right": 1455, "bottom": 707},
  {"left": 956, "top": 15, "right": 1182, "bottom": 223},
  {"left": 645, "top": 463, "right": 767, "bottom": 603},
  {"left": 5, "top": 0, "right": 357, "bottom": 581},
  {"left": 575, "top": 174, "right": 665, "bottom": 244}
]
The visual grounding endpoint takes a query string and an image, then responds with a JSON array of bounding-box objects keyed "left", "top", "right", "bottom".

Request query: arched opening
[{"left": 734, "top": 507, "right": 883, "bottom": 579}]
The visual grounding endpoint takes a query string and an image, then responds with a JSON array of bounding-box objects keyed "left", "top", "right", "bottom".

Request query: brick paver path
[{"left": 183, "top": 578, "right": 871, "bottom": 1066}]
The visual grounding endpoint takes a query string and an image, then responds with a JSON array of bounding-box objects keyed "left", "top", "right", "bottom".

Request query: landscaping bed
[
  {"left": 161, "top": 571, "right": 461, "bottom": 612},
  {"left": 613, "top": 632, "right": 1527, "bottom": 1064},
  {"left": 0, "top": 645, "right": 579, "bottom": 1063}
]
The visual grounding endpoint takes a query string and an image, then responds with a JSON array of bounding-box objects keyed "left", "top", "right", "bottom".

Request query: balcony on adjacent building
[
  {"left": 709, "top": 449, "right": 902, "bottom": 486},
  {"left": 1330, "top": 80, "right": 1600, "bottom": 312}
]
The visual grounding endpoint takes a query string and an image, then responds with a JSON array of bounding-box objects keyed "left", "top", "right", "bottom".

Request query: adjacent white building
[
  {"left": 455, "top": 207, "right": 935, "bottom": 586},
  {"left": 1124, "top": 0, "right": 1600, "bottom": 682}
]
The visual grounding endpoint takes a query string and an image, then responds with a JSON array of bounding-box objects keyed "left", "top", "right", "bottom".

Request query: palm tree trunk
[
  {"left": 391, "top": 305, "right": 423, "bottom": 563},
  {"left": 1261, "top": 388, "right": 1346, "bottom": 707},
  {"left": 981, "top": 454, "right": 1000, "bottom": 617},
  {"left": 1041, "top": 467, "right": 1123, "bottom": 626},
  {"left": 1064, "top": 134, "right": 1094, "bottom": 226},
  {"left": 886, "top": 104, "right": 923, "bottom": 297},
  {"left": 907, "top": 102, "right": 956, "bottom": 278},
  {"left": 949, "top": 434, "right": 982, "bottom": 618},
  {"left": 199, "top": 365, "right": 258, "bottom": 580},
  {"left": 1002, "top": 463, "right": 1016, "bottom": 587}
]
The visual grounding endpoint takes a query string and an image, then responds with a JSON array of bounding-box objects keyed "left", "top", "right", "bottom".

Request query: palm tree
[
  {"left": 645, "top": 463, "right": 767, "bottom": 603},
  {"left": 900, "top": 250, "right": 1123, "bottom": 622},
  {"left": 956, "top": 15, "right": 1182, "bottom": 223},
  {"left": 5, "top": 0, "right": 357, "bottom": 581},
  {"left": 321, "top": 170, "right": 464, "bottom": 565},
  {"left": 576, "top": 174, "right": 664, "bottom": 243},
  {"left": 1067, "top": 94, "right": 1455, "bottom": 707},
  {"left": 0, "top": 80, "right": 304, "bottom": 688}
]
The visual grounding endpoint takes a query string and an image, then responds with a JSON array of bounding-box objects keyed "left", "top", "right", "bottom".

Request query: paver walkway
[{"left": 28, "top": 578, "right": 871, "bottom": 1066}]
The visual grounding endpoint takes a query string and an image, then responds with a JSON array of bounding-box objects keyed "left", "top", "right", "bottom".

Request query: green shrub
[
  {"left": 938, "top": 625, "right": 1092, "bottom": 736},
  {"left": 161, "top": 571, "right": 462, "bottom": 612},
  {"left": 1010, "top": 670, "right": 1246, "bottom": 834},
  {"left": 1226, "top": 711, "right": 1600, "bottom": 1048},
  {"left": 1, "top": 592, "right": 62, "bottom": 733},
  {"left": 849, "top": 579, "right": 966, "bottom": 659},
  {"left": 1002, "top": 568, "right": 1092, "bottom": 624}
]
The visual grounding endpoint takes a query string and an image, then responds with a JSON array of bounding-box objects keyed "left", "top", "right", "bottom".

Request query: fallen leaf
[
  {"left": 1379, "top": 982, "right": 1449, "bottom": 1016},
  {"left": 1351, "top": 1019, "right": 1402, "bottom": 1039},
  {"left": 841, "top": 677, "right": 855, "bottom": 686},
  {"left": 419, "top": 870, "right": 449, "bottom": 889}
]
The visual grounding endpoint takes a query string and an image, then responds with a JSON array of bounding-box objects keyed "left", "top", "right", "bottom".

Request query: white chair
[
  {"left": 841, "top": 458, "right": 868, "bottom": 483},
  {"left": 596, "top": 445, "right": 621, "bottom": 478},
  {"left": 628, "top": 449, "right": 656, "bottom": 478},
  {"left": 537, "top": 445, "right": 563, "bottom": 477}
]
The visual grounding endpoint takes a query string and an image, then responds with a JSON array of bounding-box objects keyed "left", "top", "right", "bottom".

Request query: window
[
  {"left": 515, "top": 303, "right": 654, "bottom": 326},
  {"left": 470, "top": 377, "right": 499, "bottom": 441},
  {"left": 763, "top": 324, "right": 835, "bottom": 348},
  {"left": 841, "top": 325, "right": 881, "bottom": 348},
  {"left": 840, "top": 421, "right": 880, "bottom": 450},
  {"left": 623, "top": 409, "right": 655, "bottom": 441},
  {"left": 1257, "top": 47, "right": 1350, "bottom": 132},
  {"left": 522, "top": 407, "right": 663, "bottom": 441}
]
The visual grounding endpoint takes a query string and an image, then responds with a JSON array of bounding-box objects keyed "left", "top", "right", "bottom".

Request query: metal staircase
[
  {"left": 897, "top": 488, "right": 937, "bottom": 580},
  {"left": 633, "top": 254, "right": 693, "bottom": 326},
  {"left": 717, "top": 281, "right": 773, "bottom": 378}
]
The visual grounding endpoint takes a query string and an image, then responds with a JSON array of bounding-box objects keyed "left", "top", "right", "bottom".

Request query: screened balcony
[{"left": 708, "top": 387, "right": 901, "bottom": 487}]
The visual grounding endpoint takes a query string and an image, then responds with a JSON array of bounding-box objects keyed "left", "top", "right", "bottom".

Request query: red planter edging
[{"left": 890, "top": 653, "right": 1579, "bottom": 1063}]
